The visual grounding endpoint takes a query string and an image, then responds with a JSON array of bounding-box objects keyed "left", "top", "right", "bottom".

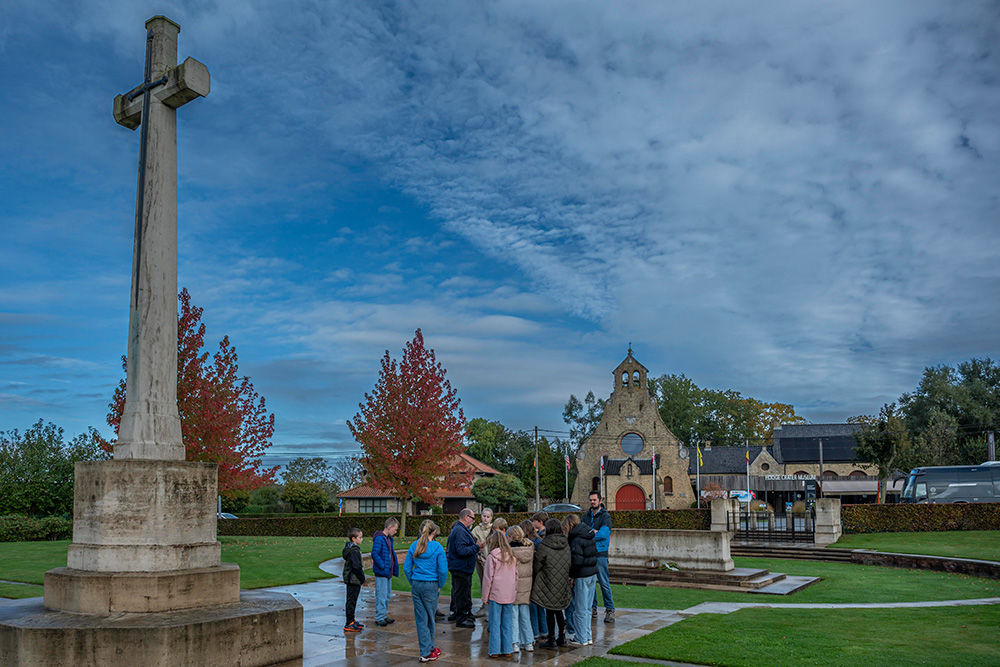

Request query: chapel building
[{"left": 570, "top": 349, "right": 694, "bottom": 510}]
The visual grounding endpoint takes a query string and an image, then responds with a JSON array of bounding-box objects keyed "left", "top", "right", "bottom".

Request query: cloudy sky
[{"left": 1, "top": 0, "right": 997, "bottom": 469}]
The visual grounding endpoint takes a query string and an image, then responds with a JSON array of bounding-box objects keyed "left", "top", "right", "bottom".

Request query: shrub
[
  {"left": 280, "top": 482, "right": 328, "bottom": 513},
  {"left": 0, "top": 514, "right": 73, "bottom": 542},
  {"left": 842, "top": 503, "right": 1000, "bottom": 534}
]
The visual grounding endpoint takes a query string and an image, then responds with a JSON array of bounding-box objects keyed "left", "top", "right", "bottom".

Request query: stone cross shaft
[{"left": 113, "top": 16, "right": 209, "bottom": 460}]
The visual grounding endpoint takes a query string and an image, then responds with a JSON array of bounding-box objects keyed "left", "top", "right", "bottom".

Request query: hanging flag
[
  {"left": 600, "top": 449, "right": 605, "bottom": 470},
  {"left": 534, "top": 455, "right": 537, "bottom": 468},
  {"left": 338, "top": 497, "right": 343, "bottom": 517},
  {"left": 696, "top": 444, "right": 703, "bottom": 467},
  {"left": 565, "top": 452, "right": 571, "bottom": 470},
  {"left": 746, "top": 448, "right": 750, "bottom": 463},
  {"left": 651, "top": 450, "right": 656, "bottom": 470}
]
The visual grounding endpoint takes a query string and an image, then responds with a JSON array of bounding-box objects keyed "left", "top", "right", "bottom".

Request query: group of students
[{"left": 341, "top": 493, "right": 614, "bottom": 663}]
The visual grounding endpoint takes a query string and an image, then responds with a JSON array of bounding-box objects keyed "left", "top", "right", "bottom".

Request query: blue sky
[{"left": 1, "top": 1, "right": 998, "bottom": 470}]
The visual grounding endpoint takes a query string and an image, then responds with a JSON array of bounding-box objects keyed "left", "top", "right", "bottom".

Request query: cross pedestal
[{"left": 0, "top": 17, "right": 302, "bottom": 666}]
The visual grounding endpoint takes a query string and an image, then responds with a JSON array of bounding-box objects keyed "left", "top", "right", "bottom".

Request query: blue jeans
[
  {"left": 529, "top": 602, "right": 548, "bottom": 637},
  {"left": 573, "top": 575, "right": 597, "bottom": 643},
  {"left": 487, "top": 600, "right": 514, "bottom": 655},
  {"left": 411, "top": 580, "right": 438, "bottom": 658},
  {"left": 375, "top": 576, "right": 391, "bottom": 621},
  {"left": 592, "top": 556, "right": 615, "bottom": 611},
  {"left": 514, "top": 603, "right": 533, "bottom": 646}
]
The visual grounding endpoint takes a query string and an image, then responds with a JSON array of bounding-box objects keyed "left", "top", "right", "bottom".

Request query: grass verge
[
  {"left": 834, "top": 530, "right": 1000, "bottom": 561},
  {"left": 589, "top": 605, "right": 1000, "bottom": 667}
]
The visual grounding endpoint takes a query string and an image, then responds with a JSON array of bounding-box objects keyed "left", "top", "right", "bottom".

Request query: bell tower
[{"left": 613, "top": 346, "right": 648, "bottom": 393}]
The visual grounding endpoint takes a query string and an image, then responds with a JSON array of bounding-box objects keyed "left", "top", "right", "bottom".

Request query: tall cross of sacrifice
[{"left": 112, "top": 16, "right": 209, "bottom": 460}]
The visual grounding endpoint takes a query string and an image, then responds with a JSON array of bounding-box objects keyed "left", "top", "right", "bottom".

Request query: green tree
[
  {"left": 563, "top": 391, "right": 605, "bottom": 452},
  {"left": 899, "top": 358, "right": 1000, "bottom": 464},
  {"left": 249, "top": 486, "right": 281, "bottom": 511},
  {"left": 0, "top": 420, "right": 109, "bottom": 516},
  {"left": 849, "top": 403, "right": 914, "bottom": 502},
  {"left": 221, "top": 489, "right": 250, "bottom": 513},
  {"left": 514, "top": 436, "right": 573, "bottom": 504},
  {"left": 647, "top": 373, "right": 805, "bottom": 447},
  {"left": 282, "top": 457, "right": 339, "bottom": 497},
  {"left": 471, "top": 473, "right": 528, "bottom": 512},
  {"left": 280, "top": 481, "right": 328, "bottom": 513}
]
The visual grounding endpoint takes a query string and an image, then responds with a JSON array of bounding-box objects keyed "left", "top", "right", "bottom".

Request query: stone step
[
  {"left": 610, "top": 566, "right": 789, "bottom": 591},
  {"left": 732, "top": 546, "right": 854, "bottom": 562}
]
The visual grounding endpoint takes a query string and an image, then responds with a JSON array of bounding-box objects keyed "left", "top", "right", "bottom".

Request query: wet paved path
[{"left": 263, "top": 558, "right": 1000, "bottom": 666}]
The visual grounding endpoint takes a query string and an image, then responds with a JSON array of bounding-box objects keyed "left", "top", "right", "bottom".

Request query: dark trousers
[
  {"left": 545, "top": 609, "right": 565, "bottom": 639},
  {"left": 451, "top": 569, "right": 474, "bottom": 623},
  {"left": 345, "top": 583, "right": 361, "bottom": 625}
]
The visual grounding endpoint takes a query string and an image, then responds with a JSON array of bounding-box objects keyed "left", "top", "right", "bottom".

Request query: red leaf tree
[
  {"left": 107, "top": 289, "right": 278, "bottom": 493},
  {"left": 349, "top": 329, "right": 469, "bottom": 532}
]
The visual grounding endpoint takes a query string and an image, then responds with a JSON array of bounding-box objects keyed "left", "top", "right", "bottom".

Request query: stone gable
[{"left": 570, "top": 350, "right": 694, "bottom": 510}]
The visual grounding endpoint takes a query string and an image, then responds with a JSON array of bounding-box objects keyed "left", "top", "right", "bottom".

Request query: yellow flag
[{"left": 697, "top": 444, "right": 703, "bottom": 467}]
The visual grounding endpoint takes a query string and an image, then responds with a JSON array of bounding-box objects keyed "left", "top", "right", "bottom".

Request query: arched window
[
  {"left": 626, "top": 463, "right": 633, "bottom": 478},
  {"left": 663, "top": 476, "right": 673, "bottom": 494},
  {"left": 793, "top": 470, "right": 809, "bottom": 477},
  {"left": 592, "top": 476, "right": 600, "bottom": 492},
  {"left": 849, "top": 470, "right": 867, "bottom": 477},
  {"left": 622, "top": 371, "right": 629, "bottom": 388},
  {"left": 620, "top": 433, "right": 644, "bottom": 456},
  {"left": 632, "top": 371, "right": 640, "bottom": 387},
  {"left": 823, "top": 470, "right": 838, "bottom": 478}
]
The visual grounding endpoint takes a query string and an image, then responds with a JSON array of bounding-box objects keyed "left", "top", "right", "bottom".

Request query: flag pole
[{"left": 534, "top": 426, "right": 540, "bottom": 512}]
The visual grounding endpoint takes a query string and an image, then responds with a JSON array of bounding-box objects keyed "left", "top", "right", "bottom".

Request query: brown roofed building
[{"left": 336, "top": 452, "right": 500, "bottom": 515}]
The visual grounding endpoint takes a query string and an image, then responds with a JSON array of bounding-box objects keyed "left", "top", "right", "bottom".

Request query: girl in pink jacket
[{"left": 481, "top": 531, "right": 518, "bottom": 657}]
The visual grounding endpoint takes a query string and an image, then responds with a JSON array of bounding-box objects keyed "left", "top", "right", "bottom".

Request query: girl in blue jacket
[{"left": 405, "top": 519, "right": 449, "bottom": 663}]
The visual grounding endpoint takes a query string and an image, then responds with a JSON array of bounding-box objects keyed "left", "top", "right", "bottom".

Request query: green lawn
[
  {"left": 609, "top": 556, "right": 1000, "bottom": 609},
  {"left": 834, "top": 530, "right": 1000, "bottom": 561},
  {"left": 576, "top": 605, "right": 1000, "bottom": 667},
  {"left": 0, "top": 536, "right": 419, "bottom": 594}
]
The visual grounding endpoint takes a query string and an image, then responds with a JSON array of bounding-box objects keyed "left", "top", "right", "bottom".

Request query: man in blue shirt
[
  {"left": 581, "top": 490, "right": 615, "bottom": 623},
  {"left": 446, "top": 508, "right": 481, "bottom": 628}
]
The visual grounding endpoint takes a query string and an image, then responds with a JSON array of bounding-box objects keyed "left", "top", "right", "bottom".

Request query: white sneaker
[
  {"left": 567, "top": 638, "right": 585, "bottom": 647},
  {"left": 512, "top": 643, "right": 519, "bottom": 652},
  {"left": 525, "top": 643, "right": 534, "bottom": 652},
  {"left": 585, "top": 639, "right": 593, "bottom": 646}
]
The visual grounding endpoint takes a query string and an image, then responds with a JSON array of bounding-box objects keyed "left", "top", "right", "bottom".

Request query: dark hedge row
[
  {"left": 0, "top": 515, "right": 73, "bottom": 542},
  {"left": 217, "top": 508, "right": 711, "bottom": 538},
  {"left": 842, "top": 503, "right": 1000, "bottom": 534}
]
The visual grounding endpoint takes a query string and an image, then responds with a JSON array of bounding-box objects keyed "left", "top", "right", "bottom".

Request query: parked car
[
  {"left": 217, "top": 512, "right": 238, "bottom": 519},
  {"left": 541, "top": 503, "right": 582, "bottom": 512}
]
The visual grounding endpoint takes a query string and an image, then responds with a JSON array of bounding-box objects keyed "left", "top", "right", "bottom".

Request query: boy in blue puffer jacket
[{"left": 372, "top": 517, "right": 400, "bottom": 626}]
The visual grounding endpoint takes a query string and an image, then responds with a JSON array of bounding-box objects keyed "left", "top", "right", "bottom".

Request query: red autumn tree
[
  {"left": 349, "top": 329, "right": 469, "bottom": 532},
  {"left": 107, "top": 289, "right": 278, "bottom": 493}
]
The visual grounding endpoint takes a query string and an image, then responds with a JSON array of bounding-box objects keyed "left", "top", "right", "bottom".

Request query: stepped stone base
[
  {"left": 0, "top": 589, "right": 303, "bottom": 667},
  {"left": 44, "top": 563, "right": 241, "bottom": 614}
]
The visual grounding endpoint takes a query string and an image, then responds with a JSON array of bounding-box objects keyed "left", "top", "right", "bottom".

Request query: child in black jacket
[{"left": 343, "top": 527, "right": 366, "bottom": 632}]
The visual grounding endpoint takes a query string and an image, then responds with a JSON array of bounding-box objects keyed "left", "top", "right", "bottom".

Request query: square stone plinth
[
  {"left": 44, "top": 563, "right": 241, "bottom": 614},
  {"left": 69, "top": 460, "right": 219, "bottom": 572},
  {"left": 0, "top": 589, "right": 303, "bottom": 667}
]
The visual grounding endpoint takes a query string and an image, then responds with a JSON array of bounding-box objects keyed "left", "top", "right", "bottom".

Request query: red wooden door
[{"left": 615, "top": 484, "right": 645, "bottom": 510}]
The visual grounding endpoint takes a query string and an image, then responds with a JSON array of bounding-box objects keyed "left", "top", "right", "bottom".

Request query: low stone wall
[
  {"left": 607, "top": 528, "right": 734, "bottom": 571},
  {"left": 851, "top": 550, "right": 1000, "bottom": 579}
]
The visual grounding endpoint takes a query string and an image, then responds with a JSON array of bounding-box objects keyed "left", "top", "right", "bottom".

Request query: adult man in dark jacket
[
  {"left": 582, "top": 490, "right": 615, "bottom": 623},
  {"left": 372, "top": 516, "right": 399, "bottom": 626},
  {"left": 446, "top": 508, "right": 481, "bottom": 628}
]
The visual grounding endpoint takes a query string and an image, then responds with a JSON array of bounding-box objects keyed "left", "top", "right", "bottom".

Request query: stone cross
[{"left": 113, "top": 16, "right": 209, "bottom": 460}]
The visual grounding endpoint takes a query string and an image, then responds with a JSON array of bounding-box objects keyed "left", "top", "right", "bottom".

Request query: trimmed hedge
[
  {"left": 217, "top": 508, "right": 711, "bottom": 538},
  {"left": 0, "top": 515, "right": 73, "bottom": 542},
  {"left": 842, "top": 503, "right": 1000, "bottom": 534}
]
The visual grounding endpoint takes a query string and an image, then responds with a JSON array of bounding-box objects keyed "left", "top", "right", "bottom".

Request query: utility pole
[{"left": 534, "top": 426, "right": 540, "bottom": 511}]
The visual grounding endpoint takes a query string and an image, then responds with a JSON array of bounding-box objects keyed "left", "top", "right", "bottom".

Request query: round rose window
[{"left": 620, "top": 433, "right": 644, "bottom": 456}]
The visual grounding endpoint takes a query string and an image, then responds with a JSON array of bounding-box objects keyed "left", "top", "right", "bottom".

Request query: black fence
[{"left": 727, "top": 509, "right": 815, "bottom": 543}]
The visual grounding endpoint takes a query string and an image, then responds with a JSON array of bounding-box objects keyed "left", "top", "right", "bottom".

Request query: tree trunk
[{"left": 399, "top": 499, "right": 408, "bottom": 537}]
